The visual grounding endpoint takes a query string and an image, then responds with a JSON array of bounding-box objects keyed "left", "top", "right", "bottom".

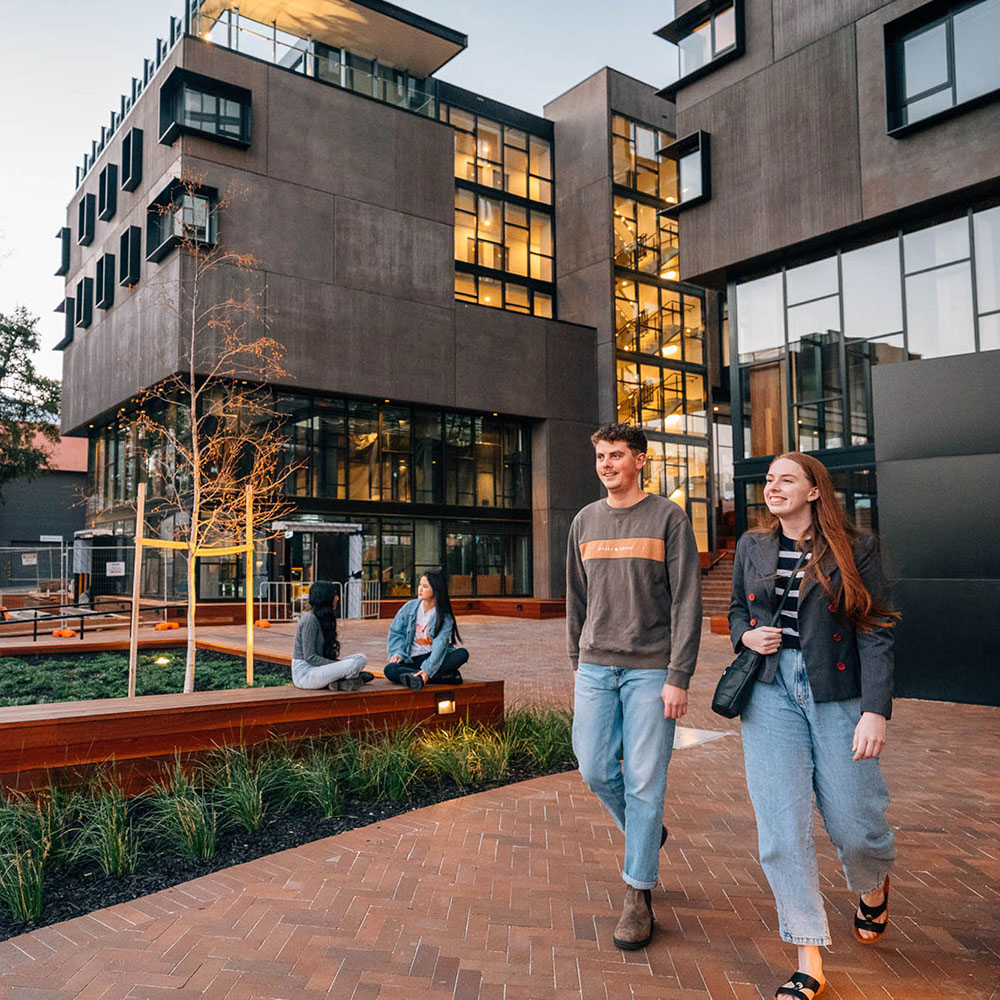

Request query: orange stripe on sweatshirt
[{"left": 579, "top": 537, "right": 665, "bottom": 562}]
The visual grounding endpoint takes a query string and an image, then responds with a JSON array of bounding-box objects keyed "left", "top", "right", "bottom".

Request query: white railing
[{"left": 256, "top": 579, "right": 380, "bottom": 622}]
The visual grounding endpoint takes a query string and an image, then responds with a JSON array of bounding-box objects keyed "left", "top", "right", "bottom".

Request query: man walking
[{"left": 567, "top": 422, "right": 702, "bottom": 950}]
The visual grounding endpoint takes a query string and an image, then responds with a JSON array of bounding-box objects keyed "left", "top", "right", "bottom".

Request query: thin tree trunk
[{"left": 184, "top": 551, "right": 197, "bottom": 693}]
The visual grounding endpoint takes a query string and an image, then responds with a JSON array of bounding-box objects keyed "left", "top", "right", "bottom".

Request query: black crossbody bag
[{"left": 711, "top": 550, "right": 808, "bottom": 719}]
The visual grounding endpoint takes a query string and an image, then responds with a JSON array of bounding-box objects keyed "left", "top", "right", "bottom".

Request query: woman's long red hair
[{"left": 760, "top": 452, "right": 897, "bottom": 632}]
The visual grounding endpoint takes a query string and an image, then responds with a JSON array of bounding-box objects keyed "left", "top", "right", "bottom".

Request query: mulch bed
[{"left": 0, "top": 762, "right": 574, "bottom": 942}]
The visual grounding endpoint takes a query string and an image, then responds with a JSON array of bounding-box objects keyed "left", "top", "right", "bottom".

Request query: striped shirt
[{"left": 775, "top": 534, "right": 810, "bottom": 650}]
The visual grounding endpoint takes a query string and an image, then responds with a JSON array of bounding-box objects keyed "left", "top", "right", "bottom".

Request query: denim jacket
[{"left": 386, "top": 598, "right": 457, "bottom": 679}]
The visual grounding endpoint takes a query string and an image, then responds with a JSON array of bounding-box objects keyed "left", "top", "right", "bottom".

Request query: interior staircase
[{"left": 701, "top": 547, "right": 734, "bottom": 618}]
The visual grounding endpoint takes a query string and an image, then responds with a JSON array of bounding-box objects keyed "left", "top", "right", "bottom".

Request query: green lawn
[{"left": 0, "top": 650, "right": 289, "bottom": 707}]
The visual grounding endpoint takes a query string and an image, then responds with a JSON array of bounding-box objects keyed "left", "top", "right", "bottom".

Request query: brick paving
[{"left": 1, "top": 617, "right": 999, "bottom": 998}]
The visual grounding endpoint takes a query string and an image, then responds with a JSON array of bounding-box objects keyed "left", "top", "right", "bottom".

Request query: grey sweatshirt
[
  {"left": 292, "top": 612, "right": 333, "bottom": 666},
  {"left": 566, "top": 493, "right": 703, "bottom": 688}
]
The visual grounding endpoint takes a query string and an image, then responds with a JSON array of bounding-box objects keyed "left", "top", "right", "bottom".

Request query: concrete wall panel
[
  {"left": 334, "top": 197, "right": 453, "bottom": 309},
  {"left": 677, "top": 28, "right": 862, "bottom": 282},
  {"left": 393, "top": 112, "right": 455, "bottom": 226},
  {"left": 266, "top": 68, "right": 398, "bottom": 207},
  {"left": 773, "top": 0, "right": 886, "bottom": 59}
]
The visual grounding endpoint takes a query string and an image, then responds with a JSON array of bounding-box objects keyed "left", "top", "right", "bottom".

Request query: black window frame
[
  {"left": 75, "top": 277, "right": 93, "bottom": 329},
  {"left": 77, "top": 193, "right": 96, "bottom": 246},
  {"left": 885, "top": 0, "right": 1000, "bottom": 136},
  {"left": 121, "top": 127, "right": 143, "bottom": 191},
  {"left": 55, "top": 227, "right": 70, "bottom": 276},
  {"left": 95, "top": 252, "right": 116, "bottom": 310},
  {"left": 54, "top": 297, "right": 74, "bottom": 351},
  {"left": 146, "top": 179, "right": 219, "bottom": 263},
  {"left": 98, "top": 163, "right": 118, "bottom": 221},
  {"left": 158, "top": 67, "right": 252, "bottom": 149},
  {"left": 659, "top": 132, "right": 711, "bottom": 217},
  {"left": 656, "top": 0, "right": 745, "bottom": 99},
  {"left": 119, "top": 226, "right": 142, "bottom": 287}
]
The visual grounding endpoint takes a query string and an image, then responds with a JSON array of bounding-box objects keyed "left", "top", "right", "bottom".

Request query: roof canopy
[{"left": 196, "top": 0, "right": 466, "bottom": 77}]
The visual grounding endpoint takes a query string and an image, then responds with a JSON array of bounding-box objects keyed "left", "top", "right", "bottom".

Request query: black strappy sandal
[
  {"left": 774, "top": 971, "right": 825, "bottom": 999},
  {"left": 853, "top": 875, "right": 890, "bottom": 944}
]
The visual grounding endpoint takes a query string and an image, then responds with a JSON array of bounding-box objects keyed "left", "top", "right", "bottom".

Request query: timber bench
[{"left": 0, "top": 680, "right": 504, "bottom": 795}]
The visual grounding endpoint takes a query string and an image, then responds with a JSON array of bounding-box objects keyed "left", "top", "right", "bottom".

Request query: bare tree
[{"left": 126, "top": 174, "right": 297, "bottom": 693}]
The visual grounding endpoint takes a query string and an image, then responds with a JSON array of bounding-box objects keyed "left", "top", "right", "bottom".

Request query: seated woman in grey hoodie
[{"left": 291, "top": 580, "right": 372, "bottom": 691}]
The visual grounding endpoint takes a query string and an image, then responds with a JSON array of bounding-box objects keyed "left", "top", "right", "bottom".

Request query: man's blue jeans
[
  {"left": 741, "top": 648, "right": 895, "bottom": 945},
  {"left": 572, "top": 663, "right": 675, "bottom": 890}
]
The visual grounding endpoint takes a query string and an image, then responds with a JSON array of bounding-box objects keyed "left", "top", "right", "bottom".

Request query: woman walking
[
  {"left": 291, "top": 580, "right": 372, "bottom": 691},
  {"left": 729, "top": 452, "right": 898, "bottom": 1000},
  {"left": 384, "top": 570, "right": 468, "bottom": 690}
]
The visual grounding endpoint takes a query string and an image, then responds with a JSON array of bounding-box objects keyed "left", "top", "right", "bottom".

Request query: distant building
[{"left": 55, "top": 1, "right": 725, "bottom": 603}]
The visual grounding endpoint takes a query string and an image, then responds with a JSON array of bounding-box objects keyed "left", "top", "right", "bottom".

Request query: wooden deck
[{"left": 0, "top": 680, "right": 504, "bottom": 795}]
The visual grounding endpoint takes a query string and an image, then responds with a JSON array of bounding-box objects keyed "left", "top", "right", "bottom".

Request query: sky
[{"left": 0, "top": 0, "right": 675, "bottom": 382}]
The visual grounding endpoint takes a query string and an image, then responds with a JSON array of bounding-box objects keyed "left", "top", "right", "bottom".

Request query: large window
[
  {"left": 55, "top": 227, "right": 70, "bottom": 277},
  {"left": 657, "top": 1, "right": 744, "bottom": 97},
  {"left": 77, "top": 194, "right": 95, "bottom": 247},
  {"left": 98, "top": 164, "right": 118, "bottom": 222},
  {"left": 886, "top": 0, "right": 1000, "bottom": 133},
  {"left": 615, "top": 280, "right": 704, "bottom": 364},
  {"left": 612, "top": 115, "right": 676, "bottom": 202},
  {"left": 443, "top": 99, "right": 556, "bottom": 317},
  {"left": 146, "top": 180, "right": 218, "bottom": 263},
  {"left": 95, "top": 253, "right": 115, "bottom": 310},
  {"left": 118, "top": 226, "right": 141, "bottom": 287},
  {"left": 732, "top": 205, "right": 1000, "bottom": 459},
  {"left": 120, "top": 128, "right": 143, "bottom": 191},
  {"left": 614, "top": 195, "right": 679, "bottom": 277},
  {"left": 159, "top": 68, "right": 251, "bottom": 148}
]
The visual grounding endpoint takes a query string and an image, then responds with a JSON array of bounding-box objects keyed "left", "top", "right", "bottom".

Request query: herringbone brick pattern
[{"left": 1, "top": 620, "right": 998, "bottom": 999}]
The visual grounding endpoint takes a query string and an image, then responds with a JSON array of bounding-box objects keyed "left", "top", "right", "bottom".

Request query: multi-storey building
[
  {"left": 56, "top": 0, "right": 725, "bottom": 606},
  {"left": 657, "top": 0, "right": 1000, "bottom": 703}
]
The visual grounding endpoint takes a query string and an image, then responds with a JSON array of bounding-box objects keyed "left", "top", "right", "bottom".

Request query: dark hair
[
  {"left": 422, "top": 570, "right": 462, "bottom": 644},
  {"left": 590, "top": 422, "right": 648, "bottom": 455},
  {"left": 308, "top": 580, "right": 340, "bottom": 659},
  {"left": 759, "top": 452, "right": 898, "bottom": 633}
]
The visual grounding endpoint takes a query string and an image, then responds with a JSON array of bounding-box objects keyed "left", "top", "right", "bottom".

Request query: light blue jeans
[
  {"left": 572, "top": 663, "right": 675, "bottom": 890},
  {"left": 291, "top": 653, "right": 367, "bottom": 689},
  {"left": 741, "top": 648, "right": 895, "bottom": 945}
]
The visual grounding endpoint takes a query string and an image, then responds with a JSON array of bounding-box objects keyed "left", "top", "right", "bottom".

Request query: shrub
[
  {"left": 414, "top": 722, "right": 512, "bottom": 787},
  {"left": 505, "top": 704, "right": 575, "bottom": 769},
  {"left": 209, "top": 745, "right": 276, "bottom": 833},
  {"left": 148, "top": 761, "right": 217, "bottom": 861},
  {"left": 336, "top": 725, "right": 420, "bottom": 802},
  {"left": 293, "top": 744, "right": 342, "bottom": 818},
  {"left": 79, "top": 778, "right": 140, "bottom": 877},
  {"left": 0, "top": 849, "right": 44, "bottom": 921}
]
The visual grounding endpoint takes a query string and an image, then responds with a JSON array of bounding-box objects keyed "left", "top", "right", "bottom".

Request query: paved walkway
[{"left": 1, "top": 619, "right": 998, "bottom": 998}]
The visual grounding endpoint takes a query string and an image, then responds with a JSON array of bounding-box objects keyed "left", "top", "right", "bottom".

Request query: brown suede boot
[{"left": 613, "top": 886, "right": 654, "bottom": 950}]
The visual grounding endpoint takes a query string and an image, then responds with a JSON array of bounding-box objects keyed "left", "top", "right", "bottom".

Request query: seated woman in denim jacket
[{"left": 384, "top": 571, "right": 468, "bottom": 691}]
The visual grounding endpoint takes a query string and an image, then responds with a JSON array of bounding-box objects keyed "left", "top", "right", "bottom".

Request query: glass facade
[
  {"left": 441, "top": 101, "right": 556, "bottom": 318},
  {"left": 86, "top": 393, "right": 532, "bottom": 601},
  {"left": 732, "top": 204, "right": 1000, "bottom": 529},
  {"left": 612, "top": 112, "right": 711, "bottom": 553}
]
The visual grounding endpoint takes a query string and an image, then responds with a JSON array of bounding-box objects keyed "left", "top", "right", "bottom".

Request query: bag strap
[{"left": 767, "top": 549, "right": 809, "bottom": 628}]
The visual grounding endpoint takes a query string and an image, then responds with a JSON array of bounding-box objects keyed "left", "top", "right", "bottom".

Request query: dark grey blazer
[{"left": 728, "top": 530, "right": 895, "bottom": 718}]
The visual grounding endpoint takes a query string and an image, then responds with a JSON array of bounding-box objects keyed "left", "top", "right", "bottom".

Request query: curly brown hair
[{"left": 590, "top": 422, "right": 648, "bottom": 455}]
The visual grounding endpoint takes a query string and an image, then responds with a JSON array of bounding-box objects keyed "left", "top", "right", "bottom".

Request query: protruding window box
[
  {"left": 77, "top": 194, "right": 96, "bottom": 246},
  {"left": 119, "top": 226, "right": 142, "bottom": 286},
  {"left": 658, "top": 132, "right": 711, "bottom": 218},
  {"left": 146, "top": 180, "right": 218, "bottom": 263},
  {"left": 121, "top": 127, "right": 143, "bottom": 191},
  {"left": 95, "top": 253, "right": 115, "bottom": 310},
  {"left": 656, "top": 0, "right": 744, "bottom": 100},
  {"left": 158, "top": 68, "right": 252, "bottom": 148},
  {"left": 75, "top": 277, "right": 93, "bottom": 329},
  {"left": 54, "top": 298, "right": 74, "bottom": 351},
  {"left": 885, "top": 0, "right": 1000, "bottom": 137},
  {"left": 55, "top": 227, "right": 71, "bottom": 276},
  {"left": 98, "top": 164, "right": 118, "bottom": 221}
]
